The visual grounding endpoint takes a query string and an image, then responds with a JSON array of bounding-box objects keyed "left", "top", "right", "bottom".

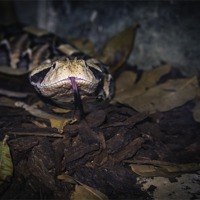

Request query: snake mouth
[
  {"left": 29, "top": 65, "right": 93, "bottom": 88},
  {"left": 41, "top": 77, "right": 93, "bottom": 88},
  {"left": 30, "top": 77, "right": 93, "bottom": 91}
]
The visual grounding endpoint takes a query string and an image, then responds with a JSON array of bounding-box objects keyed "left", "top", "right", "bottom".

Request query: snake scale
[{"left": 0, "top": 24, "right": 114, "bottom": 113}]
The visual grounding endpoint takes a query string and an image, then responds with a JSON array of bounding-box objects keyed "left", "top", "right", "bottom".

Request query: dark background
[{"left": 1, "top": 1, "right": 200, "bottom": 74}]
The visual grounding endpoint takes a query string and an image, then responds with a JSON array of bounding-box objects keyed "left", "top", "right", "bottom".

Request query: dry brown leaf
[
  {"left": 58, "top": 174, "right": 108, "bottom": 200},
  {"left": 99, "top": 24, "right": 138, "bottom": 72},
  {"left": 57, "top": 174, "right": 77, "bottom": 184},
  {"left": 50, "top": 118, "right": 76, "bottom": 133},
  {"left": 69, "top": 38, "right": 97, "bottom": 57},
  {"left": 58, "top": 174, "right": 109, "bottom": 200},
  {"left": 113, "top": 71, "right": 145, "bottom": 104},
  {"left": 130, "top": 162, "right": 200, "bottom": 177},
  {"left": 15, "top": 101, "right": 74, "bottom": 133},
  {"left": 129, "top": 77, "right": 198, "bottom": 113},
  {"left": 115, "top": 76, "right": 198, "bottom": 114},
  {"left": 137, "top": 64, "right": 172, "bottom": 88},
  {"left": 71, "top": 184, "right": 109, "bottom": 200},
  {"left": 114, "top": 85, "right": 146, "bottom": 104},
  {"left": 114, "top": 64, "right": 172, "bottom": 104},
  {"left": 52, "top": 107, "right": 71, "bottom": 114},
  {"left": 115, "top": 70, "right": 137, "bottom": 93},
  {"left": 192, "top": 100, "right": 200, "bottom": 122}
]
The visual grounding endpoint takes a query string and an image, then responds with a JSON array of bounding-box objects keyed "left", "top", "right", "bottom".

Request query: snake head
[{"left": 29, "top": 57, "right": 113, "bottom": 107}]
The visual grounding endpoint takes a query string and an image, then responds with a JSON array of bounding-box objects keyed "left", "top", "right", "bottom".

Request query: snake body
[{"left": 0, "top": 25, "right": 114, "bottom": 109}]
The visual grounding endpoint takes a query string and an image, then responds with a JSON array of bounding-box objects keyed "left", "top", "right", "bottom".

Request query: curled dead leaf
[{"left": 99, "top": 24, "right": 138, "bottom": 72}]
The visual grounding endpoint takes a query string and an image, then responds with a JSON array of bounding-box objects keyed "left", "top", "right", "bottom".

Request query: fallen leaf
[
  {"left": 128, "top": 77, "right": 198, "bottom": 113},
  {"left": 57, "top": 174, "right": 77, "bottom": 184},
  {"left": 113, "top": 70, "right": 145, "bottom": 104},
  {"left": 130, "top": 162, "right": 200, "bottom": 177},
  {"left": 115, "top": 85, "right": 146, "bottom": 104},
  {"left": 15, "top": 101, "right": 75, "bottom": 133},
  {"left": 50, "top": 118, "right": 76, "bottom": 133},
  {"left": 71, "top": 184, "right": 109, "bottom": 200},
  {"left": 137, "top": 64, "right": 172, "bottom": 88},
  {"left": 99, "top": 23, "right": 138, "bottom": 72},
  {"left": 115, "top": 70, "right": 137, "bottom": 93},
  {"left": 52, "top": 107, "right": 71, "bottom": 114},
  {"left": 69, "top": 38, "right": 97, "bottom": 57},
  {"left": 113, "top": 64, "right": 172, "bottom": 104},
  {"left": 115, "top": 75, "right": 198, "bottom": 114},
  {"left": 58, "top": 174, "right": 109, "bottom": 200},
  {"left": 113, "top": 137, "right": 145, "bottom": 162},
  {"left": 101, "top": 113, "right": 147, "bottom": 128},
  {"left": 0, "top": 135, "right": 13, "bottom": 185}
]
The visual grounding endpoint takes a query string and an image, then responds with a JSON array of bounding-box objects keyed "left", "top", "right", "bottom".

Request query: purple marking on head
[{"left": 69, "top": 77, "right": 85, "bottom": 118}]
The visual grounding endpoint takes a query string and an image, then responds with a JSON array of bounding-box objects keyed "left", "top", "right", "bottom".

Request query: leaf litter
[
  {"left": 15, "top": 101, "right": 75, "bottom": 133},
  {"left": 58, "top": 174, "right": 109, "bottom": 200},
  {"left": 0, "top": 24, "right": 200, "bottom": 200},
  {"left": 114, "top": 64, "right": 199, "bottom": 114}
]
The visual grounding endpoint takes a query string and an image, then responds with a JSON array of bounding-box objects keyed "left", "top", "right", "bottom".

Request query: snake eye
[
  {"left": 30, "top": 67, "right": 51, "bottom": 84},
  {"left": 52, "top": 63, "right": 56, "bottom": 69}
]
